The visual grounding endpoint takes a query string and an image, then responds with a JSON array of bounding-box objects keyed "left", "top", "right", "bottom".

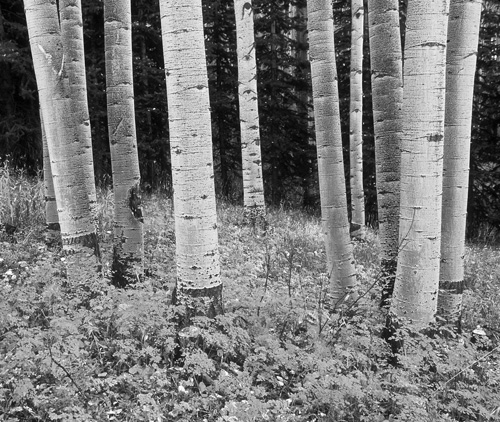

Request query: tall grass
[{"left": 0, "top": 162, "right": 45, "bottom": 231}]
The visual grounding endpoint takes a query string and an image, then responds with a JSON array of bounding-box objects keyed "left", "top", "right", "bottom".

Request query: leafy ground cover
[{"left": 1, "top": 168, "right": 500, "bottom": 421}]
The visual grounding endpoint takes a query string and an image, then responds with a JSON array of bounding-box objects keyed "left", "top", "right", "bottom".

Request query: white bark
[
  {"left": 234, "top": 0, "right": 266, "bottom": 228},
  {"left": 25, "top": 0, "right": 100, "bottom": 275},
  {"left": 105, "top": 0, "right": 144, "bottom": 286},
  {"left": 41, "top": 109, "right": 59, "bottom": 240},
  {"left": 160, "top": 0, "right": 222, "bottom": 316},
  {"left": 367, "top": 0, "right": 403, "bottom": 305},
  {"left": 307, "top": 0, "right": 358, "bottom": 303},
  {"left": 349, "top": 0, "right": 365, "bottom": 239},
  {"left": 439, "top": 0, "right": 482, "bottom": 326},
  {"left": 390, "top": 0, "right": 450, "bottom": 328},
  {"left": 59, "top": 0, "right": 97, "bottom": 211}
]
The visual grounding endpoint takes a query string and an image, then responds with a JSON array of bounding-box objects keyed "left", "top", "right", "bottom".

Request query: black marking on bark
[
  {"left": 129, "top": 185, "right": 144, "bottom": 223},
  {"left": 439, "top": 280, "right": 465, "bottom": 294},
  {"left": 428, "top": 133, "right": 443, "bottom": 143},
  {"left": 46, "top": 222, "right": 60, "bottom": 231},
  {"left": 422, "top": 42, "right": 446, "bottom": 48},
  {"left": 379, "top": 258, "right": 397, "bottom": 309},
  {"left": 172, "top": 283, "right": 224, "bottom": 327},
  {"left": 62, "top": 231, "right": 101, "bottom": 259},
  {"left": 242, "top": 1, "right": 253, "bottom": 17}
]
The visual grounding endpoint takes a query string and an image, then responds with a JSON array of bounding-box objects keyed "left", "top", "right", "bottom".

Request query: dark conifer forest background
[{"left": 0, "top": 0, "right": 499, "bottom": 237}]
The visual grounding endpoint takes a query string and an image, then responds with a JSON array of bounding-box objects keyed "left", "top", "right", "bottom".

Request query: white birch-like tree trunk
[
  {"left": 24, "top": 0, "right": 100, "bottom": 275},
  {"left": 307, "top": 0, "right": 358, "bottom": 303},
  {"left": 59, "top": 0, "right": 97, "bottom": 213},
  {"left": 159, "top": 0, "right": 222, "bottom": 317},
  {"left": 41, "top": 110, "right": 59, "bottom": 243},
  {"left": 439, "top": 0, "right": 482, "bottom": 326},
  {"left": 367, "top": 0, "right": 403, "bottom": 306},
  {"left": 349, "top": 0, "right": 365, "bottom": 239},
  {"left": 234, "top": 0, "right": 266, "bottom": 229},
  {"left": 104, "top": 0, "right": 144, "bottom": 287},
  {"left": 390, "top": 0, "right": 450, "bottom": 328}
]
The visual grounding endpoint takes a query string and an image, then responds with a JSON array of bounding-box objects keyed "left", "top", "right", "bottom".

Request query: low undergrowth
[{"left": 1, "top": 173, "right": 500, "bottom": 421}]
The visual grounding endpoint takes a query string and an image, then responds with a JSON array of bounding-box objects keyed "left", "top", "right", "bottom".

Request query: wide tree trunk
[
  {"left": 349, "top": 0, "right": 365, "bottom": 240},
  {"left": 390, "top": 0, "right": 450, "bottom": 328},
  {"left": 159, "top": 0, "right": 223, "bottom": 318},
  {"left": 24, "top": 0, "right": 100, "bottom": 276},
  {"left": 439, "top": 0, "right": 482, "bottom": 327},
  {"left": 234, "top": 0, "right": 266, "bottom": 230},
  {"left": 104, "top": 0, "right": 144, "bottom": 287},
  {"left": 307, "top": 0, "right": 358, "bottom": 304},
  {"left": 367, "top": 0, "right": 403, "bottom": 307}
]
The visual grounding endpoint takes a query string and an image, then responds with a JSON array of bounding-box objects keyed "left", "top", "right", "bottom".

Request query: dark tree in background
[
  {"left": 468, "top": 2, "right": 500, "bottom": 238},
  {"left": 203, "top": 0, "right": 241, "bottom": 199},
  {"left": 0, "top": 1, "right": 39, "bottom": 170},
  {"left": 253, "top": 0, "right": 314, "bottom": 206},
  {"left": 132, "top": 0, "right": 169, "bottom": 192},
  {"left": 82, "top": 1, "right": 108, "bottom": 182}
]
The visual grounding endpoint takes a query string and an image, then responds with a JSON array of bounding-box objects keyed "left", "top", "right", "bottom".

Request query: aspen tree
[
  {"left": 41, "top": 110, "right": 59, "bottom": 243},
  {"left": 307, "top": 0, "right": 358, "bottom": 303},
  {"left": 390, "top": 0, "right": 450, "bottom": 328},
  {"left": 24, "top": 0, "right": 100, "bottom": 276},
  {"left": 234, "top": 0, "right": 266, "bottom": 229},
  {"left": 367, "top": 0, "right": 403, "bottom": 306},
  {"left": 159, "top": 0, "right": 222, "bottom": 317},
  {"left": 104, "top": 0, "right": 144, "bottom": 286},
  {"left": 59, "top": 0, "right": 97, "bottom": 214},
  {"left": 349, "top": 0, "right": 365, "bottom": 240},
  {"left": 439, "top": 0, "right": 482, "bottom": 326}
]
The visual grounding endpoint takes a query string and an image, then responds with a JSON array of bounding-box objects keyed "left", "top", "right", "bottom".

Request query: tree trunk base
[
  {"left": 172, "top": 283, "right": 224, "bottom": 327},
  {"left": 243, "top": 205, "right": 267, "bottom": 234}
]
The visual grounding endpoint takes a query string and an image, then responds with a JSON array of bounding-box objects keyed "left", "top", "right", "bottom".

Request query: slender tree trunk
[
  {"left": 390, "top": 0, "right": 450, "bottom": 328},
  {"left": 159, "top": 0, "right": 223, "bottom": 318},
  {"left": 234, "top": 0, "right": 266, "bottom": 229},
  {"left": 104, "top": 0, "right": 144, "bottom": 287},
  {"left": 438, "top": 0, "right": 482, "bottom": 327},
  {"left": 59, "top": 0, "right": 97, "bottom": 211},
  {"left": 24, "top": 0, "right": 100, "bottom": 276},
  {"left": 367, "top": 0, "right": 403, "bottom": 307},
  {"left": 349, "top": 0, "right": 365, "bottom": 240},
  {"left": 307, "top": 0, "right": 358, "bottom": 303},
  {"left": 41, "top": 110, "right": 59, "bottom": 243}
]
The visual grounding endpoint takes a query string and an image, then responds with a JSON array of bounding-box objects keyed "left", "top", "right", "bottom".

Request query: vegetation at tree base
[{"left": 0, "top": 170, "right": 499, "bottom": 421}]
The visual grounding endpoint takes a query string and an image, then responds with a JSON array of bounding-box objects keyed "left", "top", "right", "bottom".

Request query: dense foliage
[
  {"left": 468, "top": 0, "right": 500, "bottom": 239},
  {"left": 1, "top": 168, "right": 499, "bottom": 421},
  {"left": 0, "top": 0, "right": 499, "bottom": 233}
]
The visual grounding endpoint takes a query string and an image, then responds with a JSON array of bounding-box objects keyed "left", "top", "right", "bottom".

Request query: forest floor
[{"left": 1, "top": 168, "right": 500, "bottom": 421}]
